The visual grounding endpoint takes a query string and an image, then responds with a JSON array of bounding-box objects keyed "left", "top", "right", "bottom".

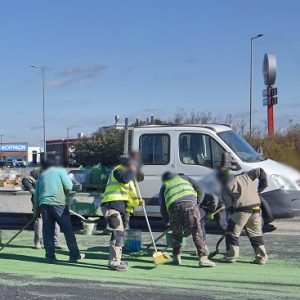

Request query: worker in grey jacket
[{"left": 218, "top": 152, "right": 268, "bottom": 264}]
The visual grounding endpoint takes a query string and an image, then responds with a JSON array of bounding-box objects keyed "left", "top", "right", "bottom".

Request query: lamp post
[
  {"left": 30, "top": 65, "right": 47, "bottom": 160},
  {"left": 0, "top": 134, "right": 3, "bottom": 160},
  {"left": 249, "top": 33, "right": 264, "bottom": 136},
  {"left": 66, "top": 127, "right": 70, "bottom": 168}
]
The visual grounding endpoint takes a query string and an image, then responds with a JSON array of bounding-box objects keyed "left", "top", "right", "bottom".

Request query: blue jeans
[{"left": 41, "top": 205, "right": 80, "bottom": 260}]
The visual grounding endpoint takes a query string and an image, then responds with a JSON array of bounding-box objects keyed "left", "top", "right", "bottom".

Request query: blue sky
[{"left": 0, "top": 0, "right": 300, "bottom": 145}]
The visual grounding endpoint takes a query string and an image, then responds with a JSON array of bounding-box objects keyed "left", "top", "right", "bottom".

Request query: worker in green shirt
[{"left": 34, "top": 159, "right": 84, "bottom": 263}]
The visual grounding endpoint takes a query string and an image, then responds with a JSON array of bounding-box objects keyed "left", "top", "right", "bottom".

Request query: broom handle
[
  {"left": 0, "top": 218, "right": 35, "bottom": 252},
  {"left": 69, "top": 209, "right": 87, "bottom": 222},
  {"left": 212, "top": 205, "right": 225, "bottom": 216},
  {"left": 134, "top": 180, "right": 158, "bottom": 253}
]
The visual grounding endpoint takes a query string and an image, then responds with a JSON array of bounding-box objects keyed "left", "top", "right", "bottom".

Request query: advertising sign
[
  {"left": 263, "top": 53, "right": 277, "bottom": 86},
  {"left": 0, "top": 143, "right": 28, "bottom": 152}
]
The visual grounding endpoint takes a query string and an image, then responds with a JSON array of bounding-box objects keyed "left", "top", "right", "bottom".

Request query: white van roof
[{"left": 133, "top": 124, "right": 232, "bottom": 133}]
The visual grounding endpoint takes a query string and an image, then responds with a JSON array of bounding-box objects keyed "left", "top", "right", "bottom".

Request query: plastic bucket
[
  {"left": 124, "top": 229, "right": 142, "bottom": 253},
  {"left": 82, "top": 222, "right": 97, "bottom": 235},
  {"left": 166, "top": 231, "right": 187, "bottom": 247}
]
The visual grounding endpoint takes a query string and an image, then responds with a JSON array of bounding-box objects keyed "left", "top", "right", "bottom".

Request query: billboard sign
[
  {"left": 263, "top": 53, "right": 277, "bottom": 86},
  {"left": 0, "top": 143, "right": 28, "bottom": 152}
]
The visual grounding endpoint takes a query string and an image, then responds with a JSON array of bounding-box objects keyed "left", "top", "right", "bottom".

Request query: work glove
[{"left": 206, "top": 212, "right": 215, "bottom": 221}]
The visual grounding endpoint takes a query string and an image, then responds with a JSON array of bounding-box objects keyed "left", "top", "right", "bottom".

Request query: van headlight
[{"left": 271, "top": 174, "right": 298, "bottom": 191}]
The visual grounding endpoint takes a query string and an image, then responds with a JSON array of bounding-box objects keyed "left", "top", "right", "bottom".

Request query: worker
[
  {"left": 33, "top": 159, "right": 84, "bottom": 263},
  {"left": 218, "top": 152, "right": 268, "bottom": 264},
  {"left": 101, "top": 155, "right": 141, "bottom": 271},
  {"left": 22, "top": 168, "right": 62, "bottom": 250},
  {"left": 159, "top": 172, "right": 215, "bottom": 267}
]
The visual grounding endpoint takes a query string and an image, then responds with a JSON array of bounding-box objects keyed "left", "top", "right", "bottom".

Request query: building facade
[{"left": 46, "top": 138, "right": 79, "bottom": 167}]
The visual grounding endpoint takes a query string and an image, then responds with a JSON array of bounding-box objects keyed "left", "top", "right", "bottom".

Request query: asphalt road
[{"left": 0, "top": 275, "right": 206, "bottom": 300}]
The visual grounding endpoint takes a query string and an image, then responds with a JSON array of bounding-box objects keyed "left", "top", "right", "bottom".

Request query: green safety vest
[
  {"left": 164, "top": 176, "right": 198, "bottom": 211},
  {"left": 102, "top": 165, "right": 138, "bottom": 207}
]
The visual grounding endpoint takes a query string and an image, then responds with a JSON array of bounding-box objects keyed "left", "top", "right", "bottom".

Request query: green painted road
[{"left": 0, "top": 230, "right": 300, "bottom": 299}]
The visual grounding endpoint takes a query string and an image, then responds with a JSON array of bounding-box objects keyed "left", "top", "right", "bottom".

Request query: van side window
[
  {"left": 179, "top": 133, "right": 226, "bottom": 168},
  {"left": 139, "top": 134, "right": 170, "bottom": 165},
  {"left": 179, "top": 133, "right": 213, "bottom": 168}
]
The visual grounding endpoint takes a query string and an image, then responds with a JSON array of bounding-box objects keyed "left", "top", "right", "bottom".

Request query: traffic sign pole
[
  {"left": 267, "top": 85, "right": 274, "bottom": 136},
  {"left": 263, "top": 53, "right": 277, "bottom": 137},
  {"left": 267, "top": 104, "right": 274, "bottom": 136}
]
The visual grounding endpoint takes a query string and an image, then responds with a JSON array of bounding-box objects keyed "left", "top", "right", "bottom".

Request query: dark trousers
[{"left": 41, "top": 204, "right": 80, "bottom": 260}]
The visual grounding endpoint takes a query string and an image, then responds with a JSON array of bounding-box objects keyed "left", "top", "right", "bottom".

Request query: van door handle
[{"left": 171, "top": 163, "right": 175, "bottom": 168}]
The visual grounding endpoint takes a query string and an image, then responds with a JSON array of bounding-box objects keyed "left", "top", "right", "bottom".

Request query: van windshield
[{"left": 218, "top": 130, "right": 265, "bottom": 162}]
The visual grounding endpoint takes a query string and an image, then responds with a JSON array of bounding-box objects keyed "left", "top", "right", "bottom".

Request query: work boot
[
  {"left": 34, "top": 242, "right": 42, "bottom": 250},
  {"left": 199, "top": 256, "right": 215, "bottom": 267},
  {"left": 108, "top": 264, "right": 128, "bottom": 272},
  {"left": 45, "top": 257, "right": 57, "bottom": 264},
  {"left": 172, "top": 254, "right": 182, "bottom": 265},
  {"left": 220, "top": 256, "right": 236, "bottom": 263},
  {"left": 253, "top": 258, "right": 267, "bottom": 265},
  {"left": 69, "top": 253, "right": 85, "bottom": 263}
]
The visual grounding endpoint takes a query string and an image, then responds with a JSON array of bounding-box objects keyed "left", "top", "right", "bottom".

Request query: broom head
[{"left": 153, "top": 251, "right": 171, "bottom": 265}]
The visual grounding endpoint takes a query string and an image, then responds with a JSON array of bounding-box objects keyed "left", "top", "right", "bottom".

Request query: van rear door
[{"left": 133, "top": 129, "right": 175, "bottom": 215}]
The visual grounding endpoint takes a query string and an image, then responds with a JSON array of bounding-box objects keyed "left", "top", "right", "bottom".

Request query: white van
[{"left": 131, "top": 124, "right": 300, "bottom": 221}]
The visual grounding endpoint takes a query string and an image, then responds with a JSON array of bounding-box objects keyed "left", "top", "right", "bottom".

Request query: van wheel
[{"left": 260, "top": 197, "right": 274, "bottom": 224}]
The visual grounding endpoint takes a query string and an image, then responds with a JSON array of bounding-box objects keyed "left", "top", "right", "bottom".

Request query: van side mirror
[{"left": 256, "top": 146, "right": 264, "bottom": 155}]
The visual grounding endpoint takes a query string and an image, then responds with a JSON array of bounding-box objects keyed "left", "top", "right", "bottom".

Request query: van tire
[{"left": 260, "top": 197, "right": 274, "bottom": 224}]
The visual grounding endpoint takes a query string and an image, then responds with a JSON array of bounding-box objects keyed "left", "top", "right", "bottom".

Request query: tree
[{"left": 75, "top": 128, "right": 124, "bottom": 167}]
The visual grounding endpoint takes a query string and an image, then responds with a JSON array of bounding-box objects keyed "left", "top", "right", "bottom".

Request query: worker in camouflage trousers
[
  {"left": 160, "top": 172, "right": 215, "bottom": 267},
  {"left": 218, "top": 152, "right": 268, "bottom": 264}
]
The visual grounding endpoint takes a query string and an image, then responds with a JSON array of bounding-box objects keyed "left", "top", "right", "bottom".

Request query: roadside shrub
[
  {"left": 248, "top": 125, "right": 300, "bottom": 171},
  {"left": 75, "top": 128, "right": 124, "bottom": 167}
]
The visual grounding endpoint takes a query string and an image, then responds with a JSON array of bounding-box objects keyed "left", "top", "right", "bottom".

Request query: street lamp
[
  {"left": 31, "top": 65, "right": 47, "bottom": 160},
  {"left": 0, "top": 134, "right": 4, "bottom": 160},
  {"left": 249, "top": 33, "right": 264, "bottom": 136},
  {"left": 66, "top": 127, "right": 70, "bottom": 168}
]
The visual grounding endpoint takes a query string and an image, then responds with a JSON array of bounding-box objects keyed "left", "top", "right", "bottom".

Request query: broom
[
  {"left": 69, "top": 209, "right": 99, "bottom": 223},
  {"left": 0, "top": 218, "right": 35, "bottom": 252},
  {"left": 134, "top": 180, "right": 171, "bottom": 265},
  {"left": 206, "top": 205, "right": 226, "bottom": 259}
]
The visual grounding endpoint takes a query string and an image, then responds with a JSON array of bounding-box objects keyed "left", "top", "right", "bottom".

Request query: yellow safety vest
[
  {"left": 102, "top": 165, "right": 139, "bottom": 212},
  {"left": 164, "top": 176, "right": 197, "bottom": 211},
  {"left": 126, "top": 181, "right": 140, "bottom": 213}
]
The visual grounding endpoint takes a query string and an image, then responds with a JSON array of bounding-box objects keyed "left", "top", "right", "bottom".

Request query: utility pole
[
  {"left": 0, "top": 134, "right": 3, "bottom": 160},
  {"left": 66, "top": 127, "right": 70, "bottom": 168},
  {"left": 31, "top": 65, "right": 47, "bottom": 160},
  {"left": 249, "top": 33, "right": 264, "bottom": 136}
]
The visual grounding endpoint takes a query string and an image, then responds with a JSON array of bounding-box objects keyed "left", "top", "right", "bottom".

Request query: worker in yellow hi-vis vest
[
  {"left": 160, "top": 172, "right": 215, "bottom": 267},
  {"left": 101, "top": 156, "right": 142, "bottom": 271}
]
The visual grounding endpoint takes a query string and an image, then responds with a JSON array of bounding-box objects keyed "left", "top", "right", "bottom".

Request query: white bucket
[{"left": 82, "top": 222, "right": 97, "bottom": 235}]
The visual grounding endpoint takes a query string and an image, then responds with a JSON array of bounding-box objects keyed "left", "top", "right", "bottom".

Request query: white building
[{"left": 27, "top": 146, "right": 41, "bottom": 163}]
